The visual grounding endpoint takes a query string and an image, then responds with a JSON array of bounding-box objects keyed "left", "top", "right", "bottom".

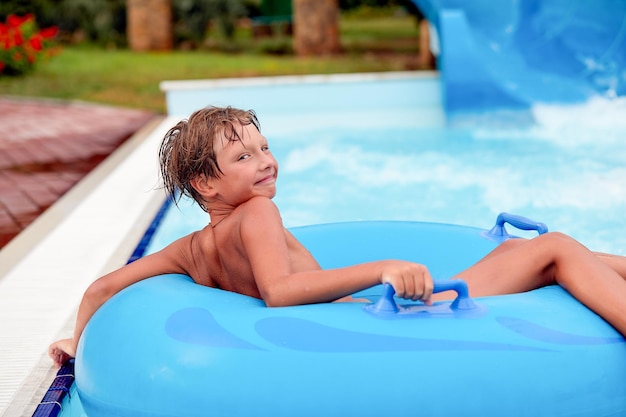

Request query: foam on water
[{"left": 147, "top": 95, "right": 626, "bottom": 257}]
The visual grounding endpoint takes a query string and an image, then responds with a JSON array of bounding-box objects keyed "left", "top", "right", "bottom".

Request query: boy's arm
[
  {"left": 49, "top": 240, "right": 188, "bottom": 367},
  {"left": 240, "top": 197, "right": 434, "bottom": 307}
]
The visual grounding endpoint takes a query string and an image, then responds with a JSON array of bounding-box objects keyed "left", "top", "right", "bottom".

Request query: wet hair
[{"left": 159, "top": 105, "right": 260, "bottom": 210}]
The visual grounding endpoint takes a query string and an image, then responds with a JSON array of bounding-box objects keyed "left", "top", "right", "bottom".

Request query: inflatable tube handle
[
  {"left": 370, "top": 280, "right": 477, "bottom": 315},
  {"left": 486, "top": 212, "right": 548, "bottom": 242}
]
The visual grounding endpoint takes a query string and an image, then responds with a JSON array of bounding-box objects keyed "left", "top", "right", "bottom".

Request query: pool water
[
  {"left": 52, "top": 73, "right": 626, "bottom": 417},
  {"left": 149, "top": 79, "right": 626, "bottom": 256}
]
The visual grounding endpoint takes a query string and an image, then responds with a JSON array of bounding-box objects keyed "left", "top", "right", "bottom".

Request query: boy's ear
[{"left": 190, "top": 175, "right": 218, "bottom": 199}]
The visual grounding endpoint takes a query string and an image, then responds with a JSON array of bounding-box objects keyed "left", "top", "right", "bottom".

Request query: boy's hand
[
  {"left": 48, "top": 338, "right": 76, "bottom": 368},
  {"left": 381, "top": 261, "right": 434, "bottom": 304}
]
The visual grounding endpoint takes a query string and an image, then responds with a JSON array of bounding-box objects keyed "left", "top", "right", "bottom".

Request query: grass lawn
[{"left": 0, "top": 10, "right": 428, "bottom": 113}]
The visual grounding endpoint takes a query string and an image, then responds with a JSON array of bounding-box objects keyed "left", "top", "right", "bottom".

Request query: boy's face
[{"left": 210, "top": 123, "right": 278, "bottom": 207}]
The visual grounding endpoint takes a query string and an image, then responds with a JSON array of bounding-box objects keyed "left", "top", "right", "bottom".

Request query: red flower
[
  {"left": 29, "top": 35, "right": 43, "bottom": 51},
  {"left": 39, "top": 26, "right": 58, "bottom": 39},
  {"left": 12, "top": 30, "right": 23, "bottom": 46},
  {"left": 7, "top": 14, "right": 33, "bottom": 28},
  {"left": 0, "top": 14, "right": 59, "bottom": 76}
]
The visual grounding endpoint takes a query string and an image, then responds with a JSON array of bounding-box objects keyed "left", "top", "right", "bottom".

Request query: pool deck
[
  {"left": 0, "top": 97, "right": 156, "bottom": 249},
  {"left": 0, "top": 97, "right": 173, "bottom": 416}
]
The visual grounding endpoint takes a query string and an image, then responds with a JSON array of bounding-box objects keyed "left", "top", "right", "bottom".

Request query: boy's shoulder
[
  {"left": 161, "top": 225, "right": 221, "bottom": 286},
  {"left": 210, "top": 197, "right": 281, "bottom": 243},
  {"left": 235, "top": 196, "right": 281, "bottom": 225},
  {"left": 237, "top": 196, "right": 278, "bottom": 214},
  {"left": 160, "top": 226, "right": 216, "bottom": 259}
]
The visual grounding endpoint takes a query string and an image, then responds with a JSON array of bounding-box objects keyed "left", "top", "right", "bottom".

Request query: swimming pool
[
  {"left": 152, "top": 73, "right": 626, "bottom": 256},
  {"left": 36, "top": 71, "right": 626, "bottom": 417}
]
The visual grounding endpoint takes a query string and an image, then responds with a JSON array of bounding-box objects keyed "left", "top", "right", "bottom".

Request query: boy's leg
[
  {"left": 442, "top": 232, "right": 626, "bottom": 336},
  {"left": 593, "top": 252, "right": 626, "bottom": 279},
  {"left": 472, "top": 238, "right": 626, "bottom": 279}
]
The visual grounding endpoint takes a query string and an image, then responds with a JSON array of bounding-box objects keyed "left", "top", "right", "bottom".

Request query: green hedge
[{"left": 0, "top": 0, "right": 413, "bottom": 48}]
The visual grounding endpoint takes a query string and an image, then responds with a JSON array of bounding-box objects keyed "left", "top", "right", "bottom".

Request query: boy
[{"left": 49, "top": 106, "right": 626, "bottom": 367}]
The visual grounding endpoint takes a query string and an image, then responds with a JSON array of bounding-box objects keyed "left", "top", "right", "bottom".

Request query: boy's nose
[{"left": 260, "top": 153, "right": 275, "bottom": 169}]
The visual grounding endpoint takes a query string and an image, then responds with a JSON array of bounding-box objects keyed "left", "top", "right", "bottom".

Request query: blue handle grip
[
  {"left": 486, "top": 212, "right": 548, "bottom": 242},
  {"left": 368, "top": 280, "right": 477, "bottom": 316}
]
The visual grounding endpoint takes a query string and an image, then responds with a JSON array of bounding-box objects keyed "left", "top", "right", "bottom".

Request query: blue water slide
[{"left": 412, "top": 0, "right": 626, "bottom": 114}]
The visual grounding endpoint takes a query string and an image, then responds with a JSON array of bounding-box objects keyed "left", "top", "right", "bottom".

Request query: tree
[
  {"left": 126, "top": 0, "right": 172, "bottom": 51},
  {"left": 293, "top": 0, "right": 340, "bottom": 56}
]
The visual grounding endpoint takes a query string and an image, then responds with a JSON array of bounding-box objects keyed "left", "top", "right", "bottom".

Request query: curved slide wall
[{"left": 412, "top": 0, "right": 626, "bottom": 114}]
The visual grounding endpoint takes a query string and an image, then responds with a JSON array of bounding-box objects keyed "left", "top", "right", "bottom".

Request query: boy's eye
[
  {"left": 238, "top": 154, "right": 250, "bottom": 161},
  {"left": 262, "top": 145, "right": 269, "bottom": 152}
]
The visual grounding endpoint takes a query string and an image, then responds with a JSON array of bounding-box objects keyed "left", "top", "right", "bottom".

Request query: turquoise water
[
  {"left": 150, "top": 90, "right": 626, "bottom": 256},
  {"left": 54, "top": 75, "right": 626, "bottom": 417}
]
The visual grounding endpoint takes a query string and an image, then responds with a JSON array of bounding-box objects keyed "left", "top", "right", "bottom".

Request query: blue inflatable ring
[{"left": 76, "top": 218, "right": 626, "bottom": 417}]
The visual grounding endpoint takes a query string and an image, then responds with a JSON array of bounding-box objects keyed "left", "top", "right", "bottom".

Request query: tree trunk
[
  {"left": 127, "top": 0, "right": 173, "bottom": 51},
  {"left": 293, "top": 0, "right": 341, "bottom": 56}
]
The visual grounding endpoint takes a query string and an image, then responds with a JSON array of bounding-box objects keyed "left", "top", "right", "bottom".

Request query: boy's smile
[{"left": 255, "top": 173, "right": 276, "bottom": 185}]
